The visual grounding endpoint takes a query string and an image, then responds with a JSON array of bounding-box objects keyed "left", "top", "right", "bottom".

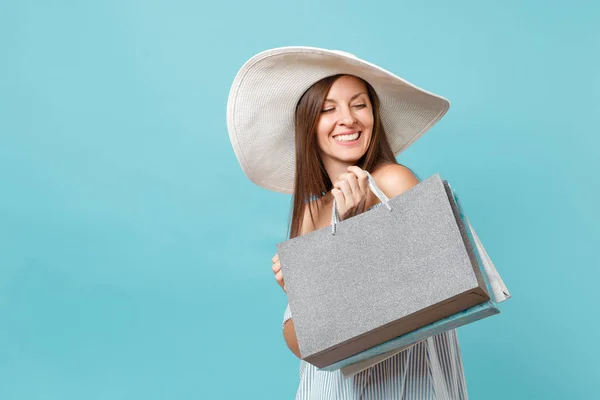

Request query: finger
[
  {"left": 336, "top": 173, "right": 359, "bottom": 196},
  {"left": 336, "top": 172, "right": 351, "bottom": 181},
  {"left": 331, "top": 188, "right": 347, "bottom": 214},
  {"left": 272, "top": 260, "right": 281, "bottom": 274},
  {"left": 272, "top": 254, "right": 279, "bottom": 263},
  {"left": 275, "top": 270, "right": 284, "bottom": 285},
  {"left": 347, "top": 165, "right": 366, "bottom": 176},
  {"left": 345, "top": 174, "right": 361, "bottom": 202},
  {"left": 348, "top": 166, "right": 369, "bottom": 193},
  {"left": 336, "top": 180, "right": 354, "bottom": 208}
]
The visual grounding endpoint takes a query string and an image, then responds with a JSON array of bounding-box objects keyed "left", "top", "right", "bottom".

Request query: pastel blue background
[{"left": 1, "top": 0, "right": 598, "bottom": 398}]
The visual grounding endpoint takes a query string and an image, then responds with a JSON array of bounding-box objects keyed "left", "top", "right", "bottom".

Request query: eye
[
  {"left": 353, "top": 104, "right": 367, "bottom": 109},
  {"left": 321, "top": 107, "right": 335, "bottom": 113}
]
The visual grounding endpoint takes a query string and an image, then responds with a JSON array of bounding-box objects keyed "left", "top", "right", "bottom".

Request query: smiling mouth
[{"left": 333, "top": 131, "right": 361, "bottom": 142}]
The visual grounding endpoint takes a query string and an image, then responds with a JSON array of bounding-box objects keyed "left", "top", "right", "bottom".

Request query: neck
[{"left": 322, "top": 157, "right": 356, "bottom": 188}]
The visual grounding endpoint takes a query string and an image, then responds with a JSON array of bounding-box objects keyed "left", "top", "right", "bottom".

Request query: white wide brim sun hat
[{"left": 226, "top": 46, "right": 450, "bottom": 194}]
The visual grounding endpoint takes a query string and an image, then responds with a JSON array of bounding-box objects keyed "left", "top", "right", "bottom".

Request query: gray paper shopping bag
[
  {"left": 326, "top": 183, "right": 511, "bottom": 376},
  {"left": 276, "top": 172, "right": 490, "bottom": 369},
  {"left": 336, "top": 208, "right": 511, "bottom": 377}
]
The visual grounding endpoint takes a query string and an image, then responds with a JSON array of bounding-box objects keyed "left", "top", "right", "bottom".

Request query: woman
[{"left": 227, "top": 47, "right": 467, "bottom": 399}]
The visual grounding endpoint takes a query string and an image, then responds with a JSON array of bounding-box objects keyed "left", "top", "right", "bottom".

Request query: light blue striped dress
[
  {"left": 282, "top": 306, "right": 468, "bottom": 399},
  {"left": 282, "top": 203, "right": 469, "bottom": 400}
]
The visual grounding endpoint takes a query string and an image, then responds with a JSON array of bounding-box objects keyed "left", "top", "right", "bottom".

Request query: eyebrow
[{"left": 324, "top": 92, "right": 367, "bottom": 103}]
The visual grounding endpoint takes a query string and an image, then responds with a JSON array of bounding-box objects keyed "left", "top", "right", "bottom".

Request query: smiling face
[
  {"left": 291, "top": 74, "right": 397, "bottom": 237},
  {"left": 316, "top": 75, "right": 374, "bottom": 170}
]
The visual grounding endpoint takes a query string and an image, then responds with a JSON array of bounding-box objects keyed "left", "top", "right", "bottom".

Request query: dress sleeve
[{"left": 282, "top": 303, "right": 292, "bottom": 329}]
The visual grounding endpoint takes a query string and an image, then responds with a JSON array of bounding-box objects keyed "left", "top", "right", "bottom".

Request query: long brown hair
[{"left": 288, "top": 74, "right": 399, "bottom": 238}]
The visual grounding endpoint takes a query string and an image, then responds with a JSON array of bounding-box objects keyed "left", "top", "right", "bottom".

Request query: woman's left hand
[{"left": 332, "top": 166, "right": 370, "bottom": 221}]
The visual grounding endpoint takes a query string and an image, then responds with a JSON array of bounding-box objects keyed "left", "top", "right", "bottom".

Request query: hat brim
[{"left": 227, "top": 46, "right": 450, "bottom": 194}]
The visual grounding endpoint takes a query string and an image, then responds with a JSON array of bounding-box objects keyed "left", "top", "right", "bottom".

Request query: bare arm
[{"left": 283, "top": 317, "right": 302, "bottom": 359}]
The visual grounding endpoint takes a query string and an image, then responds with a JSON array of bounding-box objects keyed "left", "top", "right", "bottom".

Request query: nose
[{"left": 338, "top": 106, "right": 356, "bottom": 126}]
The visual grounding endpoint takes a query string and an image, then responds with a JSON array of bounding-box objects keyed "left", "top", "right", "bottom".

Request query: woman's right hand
[
  {"left": 332, "top": 166, "right": 370, "bottom": 221},
  {"left": 272, "top": 253, "right": 286, "bottom": 293}
]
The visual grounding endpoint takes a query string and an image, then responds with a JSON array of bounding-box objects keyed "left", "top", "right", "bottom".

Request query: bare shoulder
[{"left": 371, "top": 163, "right": 420, "bottom": 198}]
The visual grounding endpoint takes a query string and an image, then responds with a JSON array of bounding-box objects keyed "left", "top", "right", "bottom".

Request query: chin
[{"left": 336, "top": 152, "right": 367, "bottom": 164}]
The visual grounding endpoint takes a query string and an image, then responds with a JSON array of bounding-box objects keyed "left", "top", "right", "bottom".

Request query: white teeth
[{"left": 334, "top": 132, "right": 360, "bottom": 142}]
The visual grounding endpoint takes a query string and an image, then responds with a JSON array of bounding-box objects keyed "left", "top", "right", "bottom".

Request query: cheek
[
  {"left": 361, "top": 113, "right": 374, "bottom": 144},
  {"left": 361, "top": 110, "right": 375, "bottom": 130},
  {"left": 316, "top": 116, "right": 334, "bottom": 141}
]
